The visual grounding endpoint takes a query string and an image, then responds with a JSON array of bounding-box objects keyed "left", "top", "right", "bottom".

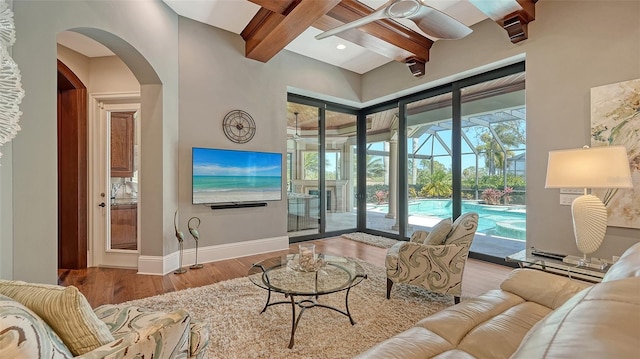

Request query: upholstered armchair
[{"left": 386, "top": 212, "right": 479, "bottom": 304}]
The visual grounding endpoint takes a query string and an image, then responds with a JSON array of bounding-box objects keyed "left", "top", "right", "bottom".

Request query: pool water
[{"left": 370, "top": 199, "right": 526, "bottom": 241}]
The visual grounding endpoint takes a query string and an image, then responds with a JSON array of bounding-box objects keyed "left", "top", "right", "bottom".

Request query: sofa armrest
[
  {"left": 92, "top": 305, "right": 192, "bottom": 358},
  {"left": 75, "top": 333, "right": 137, "bottom": 359},
  {"left": 500, "top": 268, "right": 591, "bottom": 309}
]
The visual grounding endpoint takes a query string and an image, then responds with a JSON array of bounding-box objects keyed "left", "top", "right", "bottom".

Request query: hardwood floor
[{"left": 58, "top": 237, "right": 513, "bottom": 308}]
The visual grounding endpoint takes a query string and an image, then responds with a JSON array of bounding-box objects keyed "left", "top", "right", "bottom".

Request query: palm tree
[
  {"left": 476, "top": 122, "right": 525, "bottom": 175},
  {"left": 419, "top": 168, "right": 452, "bottom": 198},
  {"left": 366, "top": 155, "right": 385, "bottom": 180}
]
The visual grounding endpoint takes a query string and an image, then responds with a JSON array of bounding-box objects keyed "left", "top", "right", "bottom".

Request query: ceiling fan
[
  {"left": 315, "top": 0, "right": 472, "bottom": 40},
  {"left": 290, "top": 112, "right": 314, "bottom": 143}
]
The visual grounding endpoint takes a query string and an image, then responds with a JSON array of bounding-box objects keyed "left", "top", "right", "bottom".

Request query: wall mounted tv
[{"left": 192, "top": 147, "right": 283, "bottom": 205}]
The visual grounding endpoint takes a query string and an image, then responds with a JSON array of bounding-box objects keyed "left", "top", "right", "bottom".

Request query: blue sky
[{"left": 193, "top": 148, "right": 282, "bottom": 177}]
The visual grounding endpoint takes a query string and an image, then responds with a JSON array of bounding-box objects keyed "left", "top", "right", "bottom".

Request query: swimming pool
[{"left": 369, "top": 199, "right": 526, "bottom": 241}]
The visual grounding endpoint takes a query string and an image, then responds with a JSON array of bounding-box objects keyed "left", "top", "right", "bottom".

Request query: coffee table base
[{"left": 260, "top": 285, "right": 360, "bottom": 349}]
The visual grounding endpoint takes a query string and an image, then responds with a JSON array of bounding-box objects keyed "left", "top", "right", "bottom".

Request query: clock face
[{"left": 222, "top": 110, "right": 256, "bottom": 144}]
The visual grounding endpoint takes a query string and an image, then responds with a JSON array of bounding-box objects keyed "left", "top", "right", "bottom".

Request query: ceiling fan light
[{"left": 386, "top": 0, "right": 421, "bottom": 18}]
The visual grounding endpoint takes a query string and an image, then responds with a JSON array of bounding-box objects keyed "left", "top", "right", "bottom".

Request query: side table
[{"left": 506, "top": 248, "right": 610, "bottom": 283}]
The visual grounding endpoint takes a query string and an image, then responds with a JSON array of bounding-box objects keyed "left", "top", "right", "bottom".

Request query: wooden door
[{"left": 57, "top": 60, "right": 88, "bottom": 269}]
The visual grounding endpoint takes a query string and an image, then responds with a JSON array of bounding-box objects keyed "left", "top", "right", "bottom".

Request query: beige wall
[
  {"left": 362, "top": 0, "right": 640, "bottom": 259},
  {"left": 57, "top": 45, "right": 90, "bottom": 85},
  {"left": 176, "top": 17, "right": 362, "bottom": 247},
  {"left": 8, "top": 0, "right": 179, "bottom": 283}
]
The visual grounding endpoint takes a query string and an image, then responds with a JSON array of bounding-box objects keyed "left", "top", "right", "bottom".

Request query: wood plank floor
[{"left": 58, "top": 237, "right": 513, "bottom": 308}]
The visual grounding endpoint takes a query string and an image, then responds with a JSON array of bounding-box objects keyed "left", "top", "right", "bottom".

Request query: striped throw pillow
[{"left": 0, "top": 280, "right": 114, "bottom": 356}]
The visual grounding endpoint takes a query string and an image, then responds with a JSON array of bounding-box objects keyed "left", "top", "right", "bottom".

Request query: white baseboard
[{"left": 137, "top": 236, "right": 289, "bottom": 275}]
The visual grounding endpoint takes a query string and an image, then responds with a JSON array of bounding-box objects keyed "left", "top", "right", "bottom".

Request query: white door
[{"left": 89, "top": 94, "right": 141, "bottom": 268}]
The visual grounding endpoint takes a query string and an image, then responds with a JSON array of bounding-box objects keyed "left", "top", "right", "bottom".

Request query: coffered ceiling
[
  {"left": 163, "top": 0, "right": 538, "bottom": 76},
  {"left": 57, "top": 1, "right": 538, "bottom": 77}
]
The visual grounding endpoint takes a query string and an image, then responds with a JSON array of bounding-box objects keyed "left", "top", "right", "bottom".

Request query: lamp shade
[{"left": 545, "top": 146, "right": 633, "bottom": 189}]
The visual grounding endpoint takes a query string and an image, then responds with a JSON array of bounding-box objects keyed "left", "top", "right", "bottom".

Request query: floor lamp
[{"left": 545, "top": 146, "right": 632, "bottom": 265}]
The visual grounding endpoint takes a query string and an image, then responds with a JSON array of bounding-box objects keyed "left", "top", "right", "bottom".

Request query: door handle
[{"left": 98, "top": 202, "right": 106, "bottom": 208}]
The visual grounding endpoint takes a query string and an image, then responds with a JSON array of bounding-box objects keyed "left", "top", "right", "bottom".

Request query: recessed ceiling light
[{"left": 336, "top": 44, "right": 346, "bottom": 50}]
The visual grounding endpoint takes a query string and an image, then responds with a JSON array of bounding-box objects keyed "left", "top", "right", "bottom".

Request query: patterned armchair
[{"left": 386, "top": 212, "right": 479, "bottom": 304}]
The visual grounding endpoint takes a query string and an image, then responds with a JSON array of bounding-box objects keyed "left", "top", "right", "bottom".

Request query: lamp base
[
  {"left": 571, "top": 194, "right": 608, "bottom": 256},
  {"left": 562, "top": 255, "right": 610, "bottom": 270}
]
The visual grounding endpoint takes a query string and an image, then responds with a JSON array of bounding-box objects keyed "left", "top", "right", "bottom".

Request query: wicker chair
[{"left": 386, "top": 212, "right": 479, "bottom": 304}]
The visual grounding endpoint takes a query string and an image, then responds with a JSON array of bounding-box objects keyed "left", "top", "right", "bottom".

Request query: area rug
[
  {"left": 126, "top": 259, "right": 453, "bottom": 358},
  {"left": 342, "top": 232, "right": 398, "bottom": 249}
]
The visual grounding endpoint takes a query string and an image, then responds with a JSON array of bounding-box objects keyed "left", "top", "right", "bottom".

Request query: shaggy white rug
[
  {"left": 126, "top": 260, "right": 453, "bottom": 359},
  {"left": 342, "top": 232, "right": 399, "bottom": 249}
]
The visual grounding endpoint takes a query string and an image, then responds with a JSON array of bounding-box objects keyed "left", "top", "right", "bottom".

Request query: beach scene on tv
[{"left": 192, "top": 148, "right": 283, "bottom": 204}]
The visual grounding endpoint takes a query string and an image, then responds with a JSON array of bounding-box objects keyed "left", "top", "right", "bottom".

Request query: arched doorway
[
  {"left": 57, "top": 59, "right": 87, "bottom": 269},
  {"left": 56, "top": 28, "right": 164, "bottom": 272}
]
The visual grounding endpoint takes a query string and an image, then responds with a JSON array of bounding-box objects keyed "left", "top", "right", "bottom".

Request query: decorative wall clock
[{"left": 222, "top": 110, "right": 256, "bottom": 144}]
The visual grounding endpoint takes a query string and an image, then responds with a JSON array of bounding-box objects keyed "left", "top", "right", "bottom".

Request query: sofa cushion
[
  {"left": 602, "top": 242, "right": 640, "bottom": 282},
  {"left": 415, "top": 289, "right": 524, "bottom": 346},
  {"left": 356, "top": 326, "right": 455, "bottom": 358},
  {"left": 456, "top": 301, "right": 551, "bottom": 359},
  {"left": 0, "top": 294, "right": 73, "bottom": 359},
  {"left": 0, "top": 280, "right": 115, "bottom": 356},
  {"left": 500, "top": 268, "right": 590, "bottom": 309},
  {"left": 424, "top": 218, "right": 453, "bottom": 245},
  {"left": 511, "top": 277, "right": 640, "bottom": 358}
]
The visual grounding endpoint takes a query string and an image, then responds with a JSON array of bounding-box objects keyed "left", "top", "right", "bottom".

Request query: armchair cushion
[
  {"left": 0, "top": 280, "right": 115, "bottom": 356},
  {"left": 424, "top": 218, "right": 453, "bottom": 245},
  {"left": 0, "top": 294, "right": 73, "bottom": 359},
  {"left": 444, "top": 212, "right": 479, "bottom": 246}
]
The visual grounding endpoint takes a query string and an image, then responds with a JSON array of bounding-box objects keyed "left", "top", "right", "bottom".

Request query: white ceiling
[{"left": 57, "top": 0, "right": 489, "bottom": 74}]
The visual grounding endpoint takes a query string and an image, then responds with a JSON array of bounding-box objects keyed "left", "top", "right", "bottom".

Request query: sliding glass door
[
  {"left": 404, "top": 91, "right": 453, "bottom": 238},
  {"left": 325, "top": 109, "right": 357, "bottom": 232},
  {"left": 286, "top": 96, "right": 358, "bottom": 238},
  {"left": 287, "top": 63, "right": 525, "bottom": 260},
  {"left": 286, "top": 102, "right": 320, "bottom": 236},
  {"left": 459, "top": 71, "right": 527, "bottom": 258},
  {"left": 364, "top": 105, "right": 400, "bottom": 236}
]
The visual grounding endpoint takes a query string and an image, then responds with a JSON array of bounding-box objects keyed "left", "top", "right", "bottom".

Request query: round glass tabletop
[{"left": 248, "top": 254, "right": 366, "bottom": 296}]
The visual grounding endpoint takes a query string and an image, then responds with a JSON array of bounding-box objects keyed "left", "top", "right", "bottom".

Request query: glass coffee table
[{"left": 248, "top": 253, "right": 367, "bottom": 348}]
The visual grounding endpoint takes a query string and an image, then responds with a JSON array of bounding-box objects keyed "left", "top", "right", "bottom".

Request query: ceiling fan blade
[
  {"left": 408, "top": 5, "right": 472, "bottom": 40},
  {"left": 315, "top": 6, "right": 389, "bottom": 40}
]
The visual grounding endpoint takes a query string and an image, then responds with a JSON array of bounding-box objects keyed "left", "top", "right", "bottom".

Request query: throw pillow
[
  {"left": 0, "top": 280, "right": 115, "bottom": 356},
  {"left": 424, "top": 218, "right": 453, "bottom": 245},
  {"left": 0, "top": 294, "right": 73, "bottom": 359}
]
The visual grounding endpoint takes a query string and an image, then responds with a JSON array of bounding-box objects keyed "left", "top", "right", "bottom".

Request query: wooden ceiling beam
[
  {"left": 248, "top": 0, "right": 300, "bottom": 16},
  {"left": 323, "top": 0, "right": 432, "bottom": 61},
  {"left": 242, "top": 0, "right": 342, "bottom": 63},
  {"left": 469, "top": 0, "right": 537, "bottom": 43},
  {"left": 319, "top": 0, "right": 433, "bottom": 77}
]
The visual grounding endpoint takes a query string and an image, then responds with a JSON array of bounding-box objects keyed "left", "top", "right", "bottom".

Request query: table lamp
[{"left": 545, "top": 146, "right": 632, "bottom": 265}]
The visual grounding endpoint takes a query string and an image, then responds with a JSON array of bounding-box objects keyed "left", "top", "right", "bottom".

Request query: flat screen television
[{"left": 192, "top": 147, "right": 283, "bottom": 205}]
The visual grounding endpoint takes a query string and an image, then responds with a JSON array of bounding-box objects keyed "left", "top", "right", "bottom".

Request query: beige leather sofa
[{"left": 358, "top": 242, "right": 640, "bottom": 358}]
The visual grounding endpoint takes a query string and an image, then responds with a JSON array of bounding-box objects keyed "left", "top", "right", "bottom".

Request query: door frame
[
  {"left": 88, "top": 92, "right": 141, "bottom": 268},
  {"left": 57, "top": 60, "right": 88, "bottom": 269}
]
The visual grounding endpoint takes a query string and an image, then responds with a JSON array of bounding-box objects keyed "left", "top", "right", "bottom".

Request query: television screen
[{"left": 192, "top": 147, "right": 283, "bottom": 205}]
